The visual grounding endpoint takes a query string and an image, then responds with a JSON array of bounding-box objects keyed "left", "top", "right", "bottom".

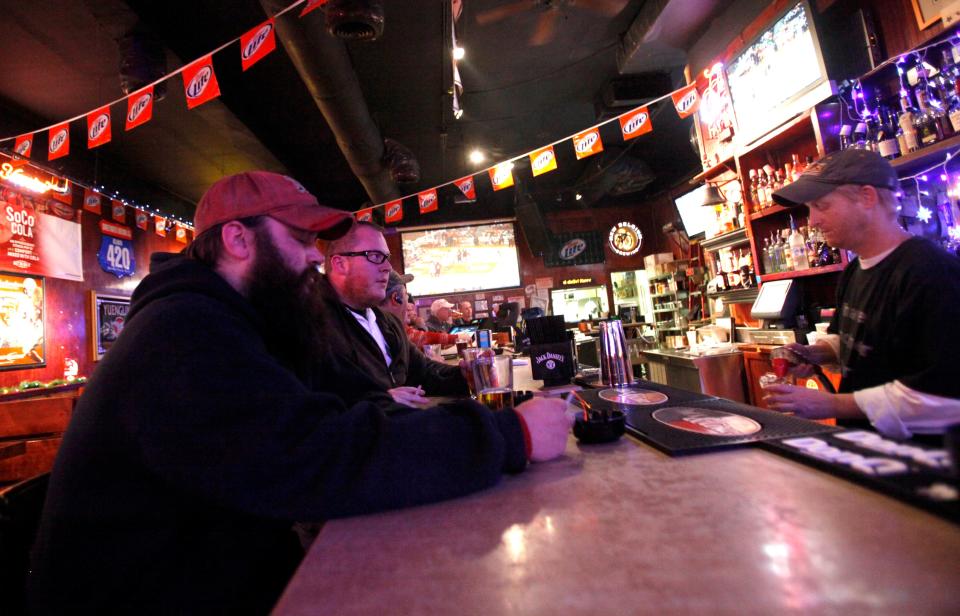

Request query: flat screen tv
[
  {"left": 673, "top": 186, "right": 713, "bottom": 239},
  {"left": 401, "top": 221, "right": 522, "bottom": 297},
  {"left": 725, "top": 1, "right": 834, "bottom": 145}
]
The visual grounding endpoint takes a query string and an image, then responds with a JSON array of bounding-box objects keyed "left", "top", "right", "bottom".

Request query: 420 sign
[{"left": 97, "top": 220, "right": 136, "bottom": 278}]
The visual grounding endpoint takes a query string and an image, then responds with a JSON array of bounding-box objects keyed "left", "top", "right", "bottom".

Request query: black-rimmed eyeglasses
[{"left": 333, "top": 250, "right": 391, "bottom": 264}]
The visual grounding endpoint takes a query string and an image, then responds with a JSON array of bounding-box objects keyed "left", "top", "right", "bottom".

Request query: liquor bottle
[
  {"left": 852, "top": 122, "right": 868, "bottom": 149},
  {"left": 783, "top": 162, "right": 794, "bottom": 185},
  {"left": 736, "top": 200, "right": 745, "bottom": 229},
  {"left": 748, "top": 169, "right": 759, "bottom": 212},
  {"left": 779, "top": 229, "right": 794, "bottom": 272},
  {"left": 914, "top": 89, "right": 944, "bottom": 146},
  {"left": 756, "top": 170, "right": 769, "bottom": 208},
  {"left": 898, "top": 93, "right": 920, "bottom": 153},
  {"left": 839, "top": 124, "right": 853, "bottom": 150},
  {"left": 791, "top": 153, "right": 803, "bottom": 178},
  {"left": 768, "top": 232, "right": 781, "bottom": 273},
  {"left": 789, "top": 215, "right": 810, "bottom": 271},
  {"left": 919, "top": 65, "right": 954, "bottom": 138},
  {"left": 738, "top": 249, "right": 754, "bottom": 288},
  {"left": 764, "top": 165, "right": 778, "bottom": 199},
  {"left": 803, "top": 226, "right": 819, "bottom": 269},
  {"left": 761, "top": 237, "right": 774, "bottom": 274},
  {"left": 875, "top": 103, "right": 901, "bottom": 160}
]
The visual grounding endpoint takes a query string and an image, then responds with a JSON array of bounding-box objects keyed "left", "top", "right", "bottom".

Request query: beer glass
[
  {"left": 472, "top": 354, "right": 513, "bottom": 410},
  {"left": 460, "top": 347, "right": 486, "bottom": 398}
]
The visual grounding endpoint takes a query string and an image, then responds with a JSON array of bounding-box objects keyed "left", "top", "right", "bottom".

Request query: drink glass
[
  {"left": 770, "top": 346, "right": 798, "bottom": 382},
  {"left": 423, "top": 344, "right": 442, "bottom": 360},
  {"left": 472, "top": 354, "right": 513, "bottom": 410},
  {"left": 460, "top": 347, "right": 486, "bottom": 398}
]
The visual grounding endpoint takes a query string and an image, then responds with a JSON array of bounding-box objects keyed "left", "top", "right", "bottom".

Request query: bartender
[{"left": 763, "top": 149, "right": 960, "bottom": 439}]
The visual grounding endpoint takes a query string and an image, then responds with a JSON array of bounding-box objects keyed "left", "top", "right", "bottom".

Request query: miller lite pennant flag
[
  {"left": 356, "top": 208, "right": 374, "bottom": 222},
  {"left": 83, "top": 188, "right": 102, "bottom": 215},
  {"left": 488, "top": 163, "right": 514, "bottom": 191},
  {"left": 619, "top": 106, "right": 653, "bottom": 141},
  {"left": 418, "top": 189, "right": 438, "bottom": 214},
  {"left": 300, "top": 0, "right": 329, "bottom": 17},
  {"left": 529, "top": 145, "right": 557, "bottom": 177},
  {"left": 112, "top": 199, "right": 126, "bottom": 223},
  {"left": 175, "top": 224, "right": 188, "bottom": 243},
  {"left": 14, "top": 134, "right": 32, "bottom": 158},
  {"left": 572, "top": 128, "right": 603, "bottom": 160},
  {"left": 240, "top": 19, "right": 276, "bottom": 71},
  {"left": 87, "top": 105, "right": 112, "bottom": 149},
  {"left": 453, "top": 175, "right": 476, "bottom": 200},
  {"left": 155, "top": 215, "right": 167, "bottom": 237},
  {"left": 672, "top": 84, "right": 701, "bottom": 119},
  {"left": 51, "top": 181, "right": 73, "bottom": 205},
  {"left": 384, "top": 199, "right": 403, "bottom": 224},
  {"left": 48, "top": 122, "right": 70, "bottom": 161},
  {"left": 182, "top": 55, "right": 221, "bottom": 110},
  {"left": 135, "top": 209, "right": 149, "bottom": 230},
  {"left": 125, "top": 85, "right": 154, "bottom": 131}
]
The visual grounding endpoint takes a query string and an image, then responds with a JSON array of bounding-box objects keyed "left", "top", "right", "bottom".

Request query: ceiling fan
[{"left": 475, "top": 0, "right": 628, "bottom": 47}]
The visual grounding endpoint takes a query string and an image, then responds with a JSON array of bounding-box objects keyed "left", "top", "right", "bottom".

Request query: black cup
[{"left": 573, "top": 410, "right": 626, "bottom": 444}]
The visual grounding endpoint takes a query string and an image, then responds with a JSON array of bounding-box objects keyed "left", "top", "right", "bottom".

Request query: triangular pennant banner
[
  {"left": 175, "top": 224, "right": 188, "bottom": 243},
  {"left": 672, "top": 84, "right": 701, "bottom": 119},
  {"left": 356, "top": 208, "right": 374, "bottom": 222},
  {"left": 182, "top": 55, "right": 221, "bottom": 109},
  {"left": 300, "top": 0, "right": 329, "bottom": 17},
  {"left": 14, "top": 134, "right": 32, "bottom": 158},
  {"left": 619, "top": 106, "right": 653, "bottom": 141},
  {"left": 572, "top": 128, "right": 602, "bottom": 160},
  {"left": 418, "top": 189, "right": 438, "bottom": 213},
  {"left": 48, "top": 122, "right": 70, "bottom": 161},
  {"left": 135, "top": 209, "right": 149, "bottom": 230},
  {"left": 83, "top": 188, "right": 102, "bottom": 215},
  {"left": 125, "top": 86, "right": 154, "bottom": 131},
  {"left": 87, "top": 105, "right": 112, "bottom": 149},
  {"left": 454, "top": 176, "right": 476, "bottom": 200},
  {"left": 240, "top": 19, "right": 276, "bottom": 71},
  {"left": 488, "top": 163, "right": 515, "bottom": 191},
  {"left": 155, "top": 215, "right": 167, "bottom": 237},
  {"left": 112, "top": 199, "right": 126, "bottom": 223},
  {"left": 529, "top": 145, "right": 557, "bottom": 177},
  {"left": 384, "top": 199, "right": 403, "bottom": 224}
]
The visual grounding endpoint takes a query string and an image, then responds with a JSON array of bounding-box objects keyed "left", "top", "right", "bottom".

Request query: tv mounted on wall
[{"left": 673, "top": 185, "right": 713, "bottom": 239}]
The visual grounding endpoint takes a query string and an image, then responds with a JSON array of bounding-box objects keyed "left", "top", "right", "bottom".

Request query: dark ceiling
[{"left": 0, "top": 0, "right": 728, "bottom": 226}]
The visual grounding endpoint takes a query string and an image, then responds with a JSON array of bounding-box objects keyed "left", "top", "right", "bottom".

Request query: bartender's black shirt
[{"left": 828, "top": 236, "right": 960, "bottom": 398}]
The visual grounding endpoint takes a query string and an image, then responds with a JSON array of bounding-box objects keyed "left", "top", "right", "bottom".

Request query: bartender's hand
[
  {"left": 388, "top": 386, "right": 429, "bottom": 407},
  {"left": 515, "top": 398, "right": 573, "bottom": 462},
  {"left": 763, "top": 385, "right": 861, "bottom": 421},
  {"left": 785, "top": 341, "right": 836, "bottom": 366}
]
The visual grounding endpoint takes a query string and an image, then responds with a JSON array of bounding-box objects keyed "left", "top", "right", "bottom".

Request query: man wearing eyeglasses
[{"left": 317, "top": 221, "right": 468, "bottom": 408}]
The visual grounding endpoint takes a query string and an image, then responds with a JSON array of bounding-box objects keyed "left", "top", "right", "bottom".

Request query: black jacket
[
  {"left": 312, "top": 276, "right": 467, "bottom": 406},
  {"left": 28, "top": 253, "right": 526, "bottom": 615}
]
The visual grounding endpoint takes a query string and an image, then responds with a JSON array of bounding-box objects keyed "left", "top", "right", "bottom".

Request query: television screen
[
  {"left": 401, "top": 221, "right": 522, "bottom": 297},
  {"left": 674, "top": 186, "right": 713, "bottom": 238},
  {"left": 725, "top": 2, "right": 830, "bottom": 143}
]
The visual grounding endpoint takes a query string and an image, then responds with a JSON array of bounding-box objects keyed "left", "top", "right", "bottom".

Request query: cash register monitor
[{"left": 750, "top": 279, "right": 800, "bottom": 325}]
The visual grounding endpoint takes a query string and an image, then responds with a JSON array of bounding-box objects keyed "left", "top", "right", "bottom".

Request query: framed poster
[
  {"left": 912, "top": 0, "right": 945, "bottom": 29},
  {"left": 89, "top": 291, "right": 130, "bottom": 360},
  {"left": 0, "top": 272, "right": 45, "bottom": 370}
]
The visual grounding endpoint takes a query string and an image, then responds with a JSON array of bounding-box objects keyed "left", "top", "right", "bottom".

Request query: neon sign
[{"left": 0, "top": 162, "right": 69, "bottom": 195}]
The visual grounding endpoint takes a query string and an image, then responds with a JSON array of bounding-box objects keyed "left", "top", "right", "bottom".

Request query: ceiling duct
[
  {"left": 326, "top": 0, "right": 385, "bottom": 41},
  {"left": 260, "top": 0, "right": 400, "bottom": 204},
  {"left": 572, "top": 147, "right": 654, "bottom": 205}
]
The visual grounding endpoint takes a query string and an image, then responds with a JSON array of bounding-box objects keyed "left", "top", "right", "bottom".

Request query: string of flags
[{"left": 355, "top": 82, "right": 702, "bottom": 224}]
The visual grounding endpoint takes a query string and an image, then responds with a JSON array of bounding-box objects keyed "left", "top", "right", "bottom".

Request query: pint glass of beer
[
  {"left": 460, "top": 348, "right": 485, "bottom": 398},
  {"left": 472, "top": 354, "right": 513, "bottom": 410}
]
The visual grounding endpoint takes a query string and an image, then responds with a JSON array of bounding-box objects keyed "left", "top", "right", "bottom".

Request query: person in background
[
  {"left": 425, "top": 298, "right": 457, "bottom": 332},
  {"left": 316, "top": 222, "right": 466, "bottom": 407},
  {"left": 453, "top": 300, "right": 473, "bottom": 326},
  {"left": 380, "top": 271, "right": 459, "bottom": 348},
  {"left": 405, "top": 296, "right": 427, "bottom": 330},
  {"left": 28, "top": 172, "right": 571, "bottom": 614},
  {"left": 765, "top": 149, "right": 960, "bottom": 439}
]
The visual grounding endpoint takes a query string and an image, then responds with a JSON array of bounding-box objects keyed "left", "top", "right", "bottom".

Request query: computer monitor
[
  {"left": 448, "top": 325, "right": 478, "bottom": 335},
  {"left": 751, "top": 280, "right": 800, "bottom": 322}
]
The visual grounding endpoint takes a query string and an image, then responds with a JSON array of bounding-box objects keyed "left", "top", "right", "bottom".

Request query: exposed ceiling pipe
[{"left": 259, "top": 0, "right": 400, "bottom": 204}]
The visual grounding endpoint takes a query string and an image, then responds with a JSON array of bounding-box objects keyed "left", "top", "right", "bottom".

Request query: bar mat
[
  {"left": 573, "top": 378, "right": 714, "bottom": 406},
  {"left": 762, "top": 431, "right": 959, "bottom": 524}
]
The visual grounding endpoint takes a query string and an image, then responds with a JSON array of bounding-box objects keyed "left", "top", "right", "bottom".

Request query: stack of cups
[{"left": 599, "top": 319, "right": 634, "bottom": 388}]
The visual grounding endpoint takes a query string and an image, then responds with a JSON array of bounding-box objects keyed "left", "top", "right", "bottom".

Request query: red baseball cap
[{"left": 194, "top": 171, "right": 353, "bottom": 239}]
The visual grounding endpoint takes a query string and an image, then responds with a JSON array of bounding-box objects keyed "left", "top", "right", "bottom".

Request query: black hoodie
[{"left": 29, "top": 253, "right": 526, "bottom": 615}]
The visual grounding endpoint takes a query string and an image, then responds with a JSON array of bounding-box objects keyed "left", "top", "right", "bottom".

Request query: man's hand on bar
[
  {"left": 763, "top": 385, "right": 861, "bottom": 420},
  {"left": 515, "top": 398, "right": 573, "bottom": 462}
]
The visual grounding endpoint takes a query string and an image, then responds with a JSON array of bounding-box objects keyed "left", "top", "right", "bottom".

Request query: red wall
[{"left": 0, "top": 187, "right": 184, "bottom": 388}]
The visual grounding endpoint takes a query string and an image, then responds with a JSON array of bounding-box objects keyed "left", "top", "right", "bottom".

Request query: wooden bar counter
[{"left": 274, "top": 416, "right": 960, "bottom": 614}]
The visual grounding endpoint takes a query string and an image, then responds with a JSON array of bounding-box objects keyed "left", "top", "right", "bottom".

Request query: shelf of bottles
[
  {"left": 755, "top": 211, "right": 844, "bottom": 279},
  {"left": 648, "top": 273, "right": 690, "bottom": 346}
]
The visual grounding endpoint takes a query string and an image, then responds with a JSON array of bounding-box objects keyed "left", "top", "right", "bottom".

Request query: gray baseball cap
[{"left": 772, "top": 149, "right": 899, "bottom": 207}]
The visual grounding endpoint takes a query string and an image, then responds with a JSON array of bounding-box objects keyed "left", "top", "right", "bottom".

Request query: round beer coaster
[
  {"left": 652, "top": 406, "right": 762, "bottom": 437},
  {"left": 598, "top": 388, "right": 668, "bottom": 406}
]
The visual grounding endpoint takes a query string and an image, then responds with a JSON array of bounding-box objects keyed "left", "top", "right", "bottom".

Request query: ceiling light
[
  {"left": 453, "top": 46, "right": 465, "bottom": 60},
  {"left": 575, "top": 193, "right": 582, "bottom": 201},
  {"left": 469, "top": 149, "right": 485, "bottom": 164}
]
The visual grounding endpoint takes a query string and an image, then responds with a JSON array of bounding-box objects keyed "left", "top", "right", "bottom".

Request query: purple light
[
  {"left": 942, "top": 174, "right": 949, "bottom": 181},
  {"left": 920, "top": 174, "right": 928, "bottom": 181}
]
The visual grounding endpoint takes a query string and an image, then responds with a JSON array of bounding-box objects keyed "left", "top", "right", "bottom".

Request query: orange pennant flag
[
  {"left": 240, "top": 19, "right": 276, "bottom": 71},
  {"left": 619, "top": 106, "right": 653, "bottom": 141},
  {"left": 83, "top": 188, "right": 102, "bottom": 215},
  {"left": 14, "top": 134, "right": 33, "bottom": 158},
  {"left": 135, "top": 209, "right": 149, "bottom": 230},
  {"left": 488, "top": 163, "right": 514, "bottom": 191},
  {"left": 454, "top": 176, "right": 476, "bottom": 200},
  {"left": 672, "top": 84, "right": 701, "bottom": 119},
  {"left": 48, "top": 122, "right": 70, "bottom": 161},
  {"left": 356, "top": 208, "right": 374, "bottom": 222},
  {"left": 87, "top": 105, "right": 112, "bottom": 149},
  {"left": 418, "top": 189, "right": 438, "bottom": 213},
  {"left": 182, "top": 55, "right": 221, "bottom": 109},
  {"left": 529, "top": 145, "right": 557, "bottom": 177},
  {"left": 155, "top": 215, "right": 167, "bottom": 237},
  {"left": 125, "top": 86, "right": 154, "bottom": 131},
  {"left": 572, "top": 128, "right": 603, "bottom": 160},
  {"left": 384, "top": 199, "right": 403, "bottom": 224}
]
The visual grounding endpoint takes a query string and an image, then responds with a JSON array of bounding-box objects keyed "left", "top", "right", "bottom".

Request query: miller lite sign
[
  {"left": 559, "top": 238, "right": 587, "bottom": 260},
  {"left": 83, "top": 188, "right": 103, "bottom": 215},
  {"left": 572, "top": 128, "right": 603, "bottom": 160},
  {"left": 529, "top": 145, "right": 557, "bottom": 177},
  {"left": 671, "top": 84, "right": 701, "bottom": 119},
  {"left": 240, "top": 19, "right": 276, "bottom": 71},
  {"left": 454, "top": 175, "right": 476, "bottom": 200},
  {"left": 14, "top": 134, "right": 32, "bottom": 158},
  {"left": 87, "top": 106, "right": 112, "bottom": 149},
  {"left": 135, "top": 209, "right": 149, "bottom": 230},
  {"left": 48, "top": 122, "right": 70, "bottom": 161},
  {"left": 356, "top": 208, "right": 374, "bottom": 222},
  {"left": 384, "top": 199, "right": 403, "bottom": 224},
  {"left": 125, "top": 86, "right": 154, "bottom": 131},
  {"left": 488, "top": 162, "right": 514, "bottom": 191},
  {"left": 182, "top": 55, "right": 221, "bottom": 109},
  {"left": 418, "top": 189, "right": 438, "bottom": 214},
  {"left": 619, "top": 106, "right": 652, "bottom": 141}
]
